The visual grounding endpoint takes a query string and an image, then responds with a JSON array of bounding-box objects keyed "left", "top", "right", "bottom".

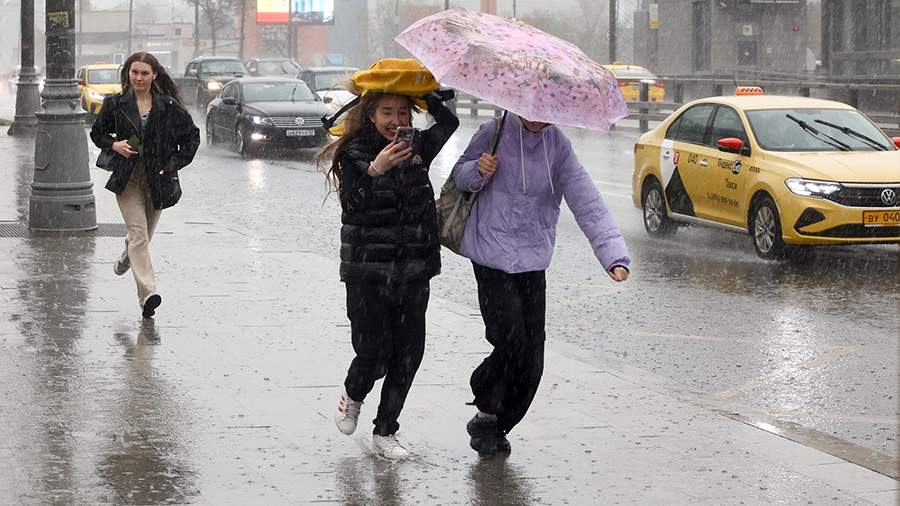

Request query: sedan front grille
[
  {"left": 802, "top": 224, "right": 900, "bottom": 239},
  {"left": 828, "top": 185, "right": 900, "bottom": 208},
  {"left": 269, "top": 116, "right": 324, "bottom": 128}
]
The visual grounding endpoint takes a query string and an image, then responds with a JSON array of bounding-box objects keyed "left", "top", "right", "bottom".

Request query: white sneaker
[
  {"left": 372, "top": 433, "right": 410, "bottom": 459},
  {"left": 335, "top": 389, "right": 363, "bottom": 435}
]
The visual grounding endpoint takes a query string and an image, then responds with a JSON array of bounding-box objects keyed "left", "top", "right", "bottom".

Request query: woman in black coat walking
[
  {"left": 90, "top": 52, "right": 200, "bottom": 319},
  {"left": 316, "top": 59, "right": 459, "bottom": 459}
]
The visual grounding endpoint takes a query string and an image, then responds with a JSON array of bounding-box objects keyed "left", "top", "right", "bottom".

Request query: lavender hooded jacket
[{"left": 453, "top": 116, "right": 631, "bottom": 274}]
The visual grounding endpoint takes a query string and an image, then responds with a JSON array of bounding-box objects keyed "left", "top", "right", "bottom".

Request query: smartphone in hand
[{"left": 394, "top": 126, "right": 415, "bottom": 145}]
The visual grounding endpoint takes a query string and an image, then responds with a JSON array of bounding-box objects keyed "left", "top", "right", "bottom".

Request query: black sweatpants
[
  {"left": 470, "top": 262, "right": 546, "bottom": 434},
  {"left": 343, "top": 281, "right": 429, "bottom": 436}
]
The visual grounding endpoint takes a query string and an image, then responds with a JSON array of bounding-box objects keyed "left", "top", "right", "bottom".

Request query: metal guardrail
[
  {"left": 659, "top": 77, "right": 900, "bottom": 134},
  {"left": 452, "top": 94, "right": 503, "bottom": 117},
  {"left": 455, "top": 82, "right": 900, "bottom": 134}
]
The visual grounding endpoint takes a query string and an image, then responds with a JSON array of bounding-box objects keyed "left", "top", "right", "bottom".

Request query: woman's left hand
[{"left": 608, "top": 266, "right": 629, "bottom": 282}]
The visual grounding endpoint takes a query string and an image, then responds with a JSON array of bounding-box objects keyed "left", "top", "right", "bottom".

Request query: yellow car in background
[
  {"left": 76, "top": 64, "right": 122, "bottom": 117},
  {"left": 632, "top": 88, "right": 900, "bottom": 259},
  {"left": 602, "top": 63, "right": 665, "bottom": 102}
]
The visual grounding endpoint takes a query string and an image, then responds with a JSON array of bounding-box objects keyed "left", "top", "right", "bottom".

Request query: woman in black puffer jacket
[{"left": 316, "top": 66, "right": 458, "bottom": 459}]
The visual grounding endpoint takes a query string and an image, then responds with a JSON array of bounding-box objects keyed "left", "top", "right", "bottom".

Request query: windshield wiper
[
  {"left": 291, "top": 84, "right": 298, "bottom": 102},
  {"left": 813, "top": 119, "right": 888, "bottom": 151},
  {"left": 785, "top": 114, "right": 852, "bottom": 151}
]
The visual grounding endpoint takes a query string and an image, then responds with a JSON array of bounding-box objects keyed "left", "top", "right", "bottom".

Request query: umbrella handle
[{"left": 490, "top": 110, "right": 508, "bottom": 156}]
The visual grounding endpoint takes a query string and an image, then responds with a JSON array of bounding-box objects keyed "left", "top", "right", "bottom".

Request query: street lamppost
[
  {"left": 609, "top": 0, "right": 617, "bottom": 63},
  {"left": 127, "top": 0, "right": 134, "bottom": 55},
  {"left": 8, "top": 0, "right": 41, "bottom": 136},
  {"left": 29, "top": 0, "right": 96, "bottom": 231}
]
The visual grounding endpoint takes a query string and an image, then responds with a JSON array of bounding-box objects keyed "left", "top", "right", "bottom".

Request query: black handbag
[
  {"left": 156, "top": 171, "right": 182, "bottom": 209},
  {"left": 95, "top": 96, "right": 120, "bottom": 170}
]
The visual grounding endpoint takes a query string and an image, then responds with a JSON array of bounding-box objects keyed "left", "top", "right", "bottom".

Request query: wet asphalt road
[
  {"left": 168, "top": 112, "right": 898, "bottom": 461},
  {"left": 0, "top": 102, "right": 895, "bottom": 493}
]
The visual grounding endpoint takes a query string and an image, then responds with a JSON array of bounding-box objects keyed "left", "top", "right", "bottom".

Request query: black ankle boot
[
  {"left": 496, "top": 430, "right": 511, "bottom": 454},
  {"left": 466, "top": 415, "right": 498, "bottom": 456}
]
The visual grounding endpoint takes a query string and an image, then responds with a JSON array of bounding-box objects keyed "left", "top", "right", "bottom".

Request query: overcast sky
[{"left": 86, "top": 0, "right": 601, "bottom": 23}]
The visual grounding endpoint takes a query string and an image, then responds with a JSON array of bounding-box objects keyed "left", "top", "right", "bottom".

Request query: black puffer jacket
[
  {"left": 338, "top": 99, "right": 459, "bottom": 283},
  {"left": 90, "top": 88, "right": 200, "bottom": 209}
]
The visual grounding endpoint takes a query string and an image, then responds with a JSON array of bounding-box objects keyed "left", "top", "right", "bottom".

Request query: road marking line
[
  {"left": 711, "top": 346, "right": 856, "bottom": 400},
  {"left": 765, "top": 412, "right": 900, "bottom": 426}
]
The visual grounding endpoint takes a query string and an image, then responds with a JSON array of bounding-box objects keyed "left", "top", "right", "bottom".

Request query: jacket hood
[{"left": 499, "top": 114, "right": 560, "bottom": 195}]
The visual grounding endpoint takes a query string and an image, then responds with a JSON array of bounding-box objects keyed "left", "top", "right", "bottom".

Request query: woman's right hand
[
  {"left": 477, "top": 153, "right": 498, "bottom": 177},
  {"left": 370, "top": 141, "right": 412, "bottom": 176},
  {"left": 112, "top": 139, "right": 137, "bottom": 158}
]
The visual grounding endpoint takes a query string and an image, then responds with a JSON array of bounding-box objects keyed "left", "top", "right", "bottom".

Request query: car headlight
[
  {"left": 207, "top": 81, "right": 222, "bottom": 91},
  {"left": 87, "top": 91, "right": 105, "bottom": 101},
  {"left": 785, "top": 178, "right": 842, "bottom": 198},
  {"left": 251, "top": 115, "right": 272, "bottom": 125}
]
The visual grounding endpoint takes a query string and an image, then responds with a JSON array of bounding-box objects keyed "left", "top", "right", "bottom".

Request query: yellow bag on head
[
  {"left": 352, "top": 58, "right": 439, "bottom": 106},
  {"left": 325, "top": 58, "right": 439, "bottom": 136}
]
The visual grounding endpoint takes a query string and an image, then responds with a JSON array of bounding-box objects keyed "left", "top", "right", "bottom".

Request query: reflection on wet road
[{"left": 0, "top": 114, "right": 895, "bottom": 503}]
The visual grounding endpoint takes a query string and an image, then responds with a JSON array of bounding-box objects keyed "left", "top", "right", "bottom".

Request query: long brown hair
[
  {"left": 121, "top": 52, "right": 182, "bottom": 104},
  {"left": 315, "top": 83, "right": 418, "bottom": 192}
]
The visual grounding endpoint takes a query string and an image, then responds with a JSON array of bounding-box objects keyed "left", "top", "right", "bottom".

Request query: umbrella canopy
[{"left": 395, "top": 8, "right": 629, "bottom": 132}]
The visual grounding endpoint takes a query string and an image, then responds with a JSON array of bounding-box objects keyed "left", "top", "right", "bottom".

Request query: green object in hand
[{"left": 127, "top": 135, "right": 143, "bottom": 157}]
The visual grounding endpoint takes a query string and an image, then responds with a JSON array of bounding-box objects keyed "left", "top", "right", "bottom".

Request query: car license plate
[
  {"left": 286, "top": 129, "right": 315, "bottom": 137},
  {"left": 863, "top": 210, "right": 900, "bottom": 226}
]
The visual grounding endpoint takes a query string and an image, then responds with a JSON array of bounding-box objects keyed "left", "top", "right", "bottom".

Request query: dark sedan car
[{"left": 205, "top": 78, "right": 332, "bottom": 157}]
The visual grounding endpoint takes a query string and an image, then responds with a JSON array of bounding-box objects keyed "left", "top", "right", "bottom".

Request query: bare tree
[
  {"left": 367, "top": 1, "right": 441, "bottom": 62},
  {"left": 134, "top": 1, "right": 159, "bottom": 23},
  {"left": 522, "top": 0, "right": 611, "bottom": 63},
  {"left": 184, "top": 0, "right": 238, "bottom": 55}
]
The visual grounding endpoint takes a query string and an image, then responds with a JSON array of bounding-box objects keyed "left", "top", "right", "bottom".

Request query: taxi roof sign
[{"left": 735, "top": 86, "right": 764, "bottom": 96}]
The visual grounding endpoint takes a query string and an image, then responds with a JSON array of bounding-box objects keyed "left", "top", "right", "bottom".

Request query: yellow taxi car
[
  {"left": 76, "top": 64, "right": 122, "bottom": 116},
  {"left": 602, "top": 63, "right": 665, "bottom": 102},
  {"left": 632, "top": 88, "right": 900, "bottom": 259}
]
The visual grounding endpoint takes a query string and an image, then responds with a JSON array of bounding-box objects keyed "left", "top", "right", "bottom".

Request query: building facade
[
  {"left": 635, "top": 0, "right": 810, "bottom": 76},
  {"left": 822, "top": 0, "right": 900, "bottom": 77},
  {"left": 241, "top": 0, "right": 368, "bottom": 68}
]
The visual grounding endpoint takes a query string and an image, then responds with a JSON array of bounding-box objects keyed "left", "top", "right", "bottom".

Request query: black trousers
[
  {"left": 470, "top": 262, "right": 546, "bottom": 434},
  {"left": 343, "top": 281, "right": 429, "bottom": 436}
]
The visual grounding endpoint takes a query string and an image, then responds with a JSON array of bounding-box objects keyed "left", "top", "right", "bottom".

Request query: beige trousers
[{"left": 116, "top": 164, "right": 161, "bottom": 302}]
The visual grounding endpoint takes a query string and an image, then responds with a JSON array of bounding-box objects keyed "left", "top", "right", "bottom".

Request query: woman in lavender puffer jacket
[{"left": 453, "top": 114, "right": 631, "bottom": 456}]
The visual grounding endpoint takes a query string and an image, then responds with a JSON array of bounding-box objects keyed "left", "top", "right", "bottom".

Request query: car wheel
[
  {"left": 642, "top": 178, "right": 676, "bottom": 236},
  {"left": 235, "top": 124, "right": 251, "bottom": 158},
  {"left": 206, "top": 117, "right": 216, "bottom": 146},
  {"left": 750, "top": 195, "right": 789, "bottom": 260}
]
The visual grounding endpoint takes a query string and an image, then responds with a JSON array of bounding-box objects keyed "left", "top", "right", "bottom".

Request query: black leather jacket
[{"left": 90, "top": 88, "right": 200, "bottom": 209}]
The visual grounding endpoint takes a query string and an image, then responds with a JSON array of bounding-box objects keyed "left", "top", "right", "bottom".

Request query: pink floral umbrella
[{"left": 395, "top": 8, "right": 628, "bottom": 132}]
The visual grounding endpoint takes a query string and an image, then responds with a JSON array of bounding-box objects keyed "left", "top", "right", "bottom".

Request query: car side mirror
[
  {"left": 717, "top": 137, "right": 745, "bottom": 154},
  {"left": 222, "top": 97, "right": 237, "bottom": 106},
  {"left": 76, "top": 79, "right": 84, "bottom": 86},
  {"left": 322, "top": 96, "right": 333, "bottom": 104},
  {"left": 892, "top": 137, "right": 900, "bottom": 149}
]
